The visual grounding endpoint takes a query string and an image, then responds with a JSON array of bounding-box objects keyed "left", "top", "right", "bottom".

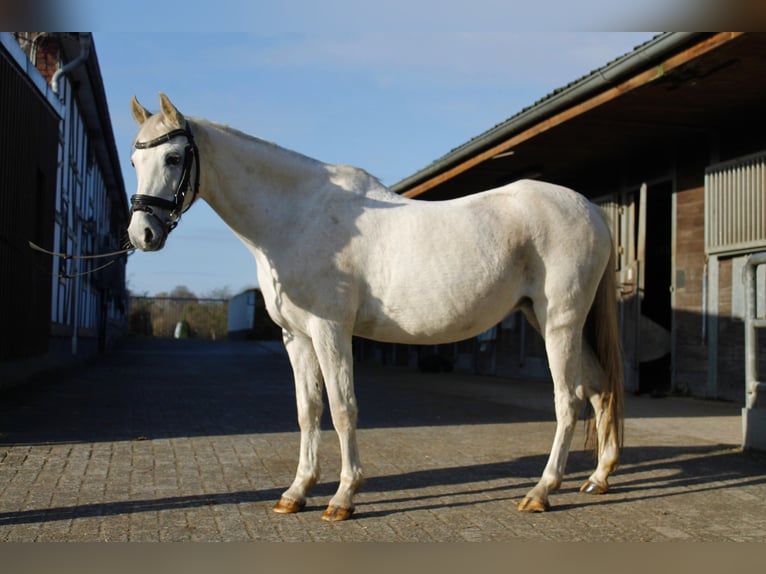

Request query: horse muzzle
[{"left": 127, "top": 210, "right": 169, "bottom": 252}]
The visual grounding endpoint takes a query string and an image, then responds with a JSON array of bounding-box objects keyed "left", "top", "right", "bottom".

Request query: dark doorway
[{"left": 639, "top": 180, "right": 673, "bottom": 395}]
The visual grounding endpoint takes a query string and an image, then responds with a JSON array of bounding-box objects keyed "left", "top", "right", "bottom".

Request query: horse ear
[
  {"left": 131, "top": 95, "right": 152, "bottom": 126},
  {"left": 158, "top": 92, "right": 185, "bottom": 128}
]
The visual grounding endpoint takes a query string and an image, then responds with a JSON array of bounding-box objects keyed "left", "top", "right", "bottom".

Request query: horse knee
[
  {"left": 328, "top": 400, "right": 358, "bottom": 432},
  {"left": 297, "top": 408, "right": 322, "bottom": 432}
]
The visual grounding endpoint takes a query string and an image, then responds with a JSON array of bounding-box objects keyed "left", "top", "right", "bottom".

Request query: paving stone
[{"left": 0, "top": 338, "right": 764, "bottom": 541}]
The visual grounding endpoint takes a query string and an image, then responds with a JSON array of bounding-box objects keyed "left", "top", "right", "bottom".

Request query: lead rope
[
  {"left": 26, "top": 239, "right": 133, "bottom": 261},
  {"left": 28, "top": 240, "right": 134, "bottom": 279},
  {"left": 1, "top": 233, "right": 133, "bottom": 280}
]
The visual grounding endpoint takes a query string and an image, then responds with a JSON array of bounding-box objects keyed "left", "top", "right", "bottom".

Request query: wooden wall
[{"left": 673, "top": 185, "right": 709, "bottom": 396}]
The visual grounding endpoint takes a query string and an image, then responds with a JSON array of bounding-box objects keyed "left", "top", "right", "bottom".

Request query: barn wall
[
  {"left": 0, "top": 43, "right": 59, "bottom": 362},
  {"left": 716, "top": 258, "right": 745, "bottom": 402},
  {"left": 673, "top": 185, "right": 709, "bottom": 396},
  {"left": 1, "top": 33, "right": 129, "bottom": 389}
]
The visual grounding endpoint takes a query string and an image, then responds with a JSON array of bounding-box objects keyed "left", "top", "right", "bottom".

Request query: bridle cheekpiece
[{"left": 130, "top": 121, "right": 200, "bottom": 234}]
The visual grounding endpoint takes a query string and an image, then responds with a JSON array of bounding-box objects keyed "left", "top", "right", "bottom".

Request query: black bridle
[{"left": 130, "top": 122, "right": 200, "bottom": 234}]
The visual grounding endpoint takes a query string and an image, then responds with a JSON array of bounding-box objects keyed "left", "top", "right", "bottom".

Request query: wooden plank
[{"left": 403, "top": 32, "right": 745, "bottom": 199}]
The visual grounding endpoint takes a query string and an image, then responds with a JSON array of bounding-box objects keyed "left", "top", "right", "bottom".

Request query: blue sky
[{"left": 85, "top": 20, "right": 656, "bottom": 296}]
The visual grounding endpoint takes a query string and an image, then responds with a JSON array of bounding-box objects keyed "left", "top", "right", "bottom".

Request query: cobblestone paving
[{"left": 0, "top": 339, "right": 764, "bottom": 541}]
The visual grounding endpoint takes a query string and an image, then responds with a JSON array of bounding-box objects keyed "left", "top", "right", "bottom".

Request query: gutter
[
  {"left": 51, "top": 32, "right": 91, "bottom": 97},
  {"left": 392, "top": 32, "right": 708, "bottom": 196}
]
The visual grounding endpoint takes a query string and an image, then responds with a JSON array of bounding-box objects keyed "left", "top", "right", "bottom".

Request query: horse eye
[{"left": 165, "top": 154, "right": 181, "bottom": 166}]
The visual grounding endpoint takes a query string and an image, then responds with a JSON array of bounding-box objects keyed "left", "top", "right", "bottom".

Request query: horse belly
[
  {"left": 354, "top": 273, "right": 522, "bottom": 345},
  {"left": 352, "top": 199, "right": 530, "bottom": 344}
]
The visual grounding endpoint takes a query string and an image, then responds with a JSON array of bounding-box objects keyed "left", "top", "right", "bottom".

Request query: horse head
[{"left": 127, "top": 93, "right": 199, "bottom": 251}]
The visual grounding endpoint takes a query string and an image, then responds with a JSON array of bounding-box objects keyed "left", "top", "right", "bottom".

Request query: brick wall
[{"left": 33, "top": 35, "right": 60, "bottom": 85}]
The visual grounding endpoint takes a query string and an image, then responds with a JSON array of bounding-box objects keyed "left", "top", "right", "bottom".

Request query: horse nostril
[{"left": 143, "top": 227, "right": 154, "bottom": 245}]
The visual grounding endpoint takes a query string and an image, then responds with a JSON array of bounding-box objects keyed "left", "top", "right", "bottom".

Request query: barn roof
[{"left": 392, "top": 32, "right": 753, "bottom": 198}]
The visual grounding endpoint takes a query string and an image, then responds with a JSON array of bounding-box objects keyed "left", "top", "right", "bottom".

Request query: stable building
[
  {"left": 370, "top": 33, "right": 766, "bottom": 417},
  {"left": 0, "top": 33, "right": 129, "bottom": 386}
]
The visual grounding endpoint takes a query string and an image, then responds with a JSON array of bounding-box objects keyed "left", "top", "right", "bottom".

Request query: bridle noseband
[{"left": 130, "top": 122, "right": 200, "bottom": 235}]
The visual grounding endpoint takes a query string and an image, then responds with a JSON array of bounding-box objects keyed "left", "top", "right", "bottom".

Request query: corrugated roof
[{"left": 393, "top": 32, "right": 709, "bottom": 194}]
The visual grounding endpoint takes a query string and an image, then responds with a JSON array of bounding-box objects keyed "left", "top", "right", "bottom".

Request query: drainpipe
[{"left": 51, "top": 33, "right": 91, "bottom": 97}]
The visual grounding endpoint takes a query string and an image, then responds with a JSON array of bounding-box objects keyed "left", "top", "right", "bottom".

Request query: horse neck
[{"left": 191, "top": 119, "right": 330, "bottom": 241}]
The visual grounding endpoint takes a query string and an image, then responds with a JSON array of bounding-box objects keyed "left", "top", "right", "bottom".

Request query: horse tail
[{"left": 584, "top": 235, "right": 624, "bottom": 461}]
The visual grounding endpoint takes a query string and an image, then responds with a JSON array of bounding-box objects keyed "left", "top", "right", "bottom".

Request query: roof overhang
[
  {"left": 59, "top": 33, "right": 129, "bottom": 221},
  {"left": 394, "top": 32, "right": 759, "bottom": 199}
]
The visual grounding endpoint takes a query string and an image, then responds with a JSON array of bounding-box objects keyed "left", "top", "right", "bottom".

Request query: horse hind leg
[
  {"left": 579, "top": 341, "right": 621, "bottom": 495},
  {"left": 518, "top": 321, "right": 584, "bottom": 512},
  {"left": 579, "top": 230, "right": 624, "bottom": 495}
]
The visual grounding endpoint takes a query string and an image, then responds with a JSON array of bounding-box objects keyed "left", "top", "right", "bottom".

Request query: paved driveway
[{"left": 0, "top": 338, "right": 764, "bottom": 541}]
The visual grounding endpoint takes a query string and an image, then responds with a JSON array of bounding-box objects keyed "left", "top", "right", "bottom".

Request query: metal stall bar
[{"left": 742, "top": 251, "right": 766, "bottom": 450}]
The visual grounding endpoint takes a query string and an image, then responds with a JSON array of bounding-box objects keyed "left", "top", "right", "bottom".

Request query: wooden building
[
  {"left": 368, "top": 33, "right": 766, "bottom": 410},
  {"left": 0, "top": 33, "right": 129, "bottom": 385}
]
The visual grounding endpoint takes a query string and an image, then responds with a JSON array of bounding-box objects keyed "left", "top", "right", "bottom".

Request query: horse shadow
[
  {"left": 0, "top": 443, "right": 762, "bottom": 527},
  {"left": 304, "top": 441, "right": 766, "bottom": 520}
]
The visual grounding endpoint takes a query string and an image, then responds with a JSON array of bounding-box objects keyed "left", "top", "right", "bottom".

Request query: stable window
[{"left": 705, "top": 151, "right": 766, "bottom": 256}]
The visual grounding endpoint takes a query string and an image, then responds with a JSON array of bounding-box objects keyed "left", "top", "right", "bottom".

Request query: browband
[{"left": 133, "top": 128, "right": 188, "bottom": 150}]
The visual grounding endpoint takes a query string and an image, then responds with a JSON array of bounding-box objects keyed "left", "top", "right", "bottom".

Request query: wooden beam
[{"left": 403, "top": 32, "right": 745, "bottom": 199}]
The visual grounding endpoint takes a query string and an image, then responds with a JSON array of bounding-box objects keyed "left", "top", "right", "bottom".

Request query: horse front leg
[
  {"left": 310, "top": 321, "right": 363, "bottom": 522},
  {"left": 518, "top": 325, "right": 584, "bottom": 512},
  {"left": 273, "top": 331, "right": 324, "bottom": 514}
]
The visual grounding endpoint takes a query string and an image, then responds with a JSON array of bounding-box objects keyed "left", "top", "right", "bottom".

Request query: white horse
[{"left": 127, "top": 93, "right": 624, "bottom": 521}]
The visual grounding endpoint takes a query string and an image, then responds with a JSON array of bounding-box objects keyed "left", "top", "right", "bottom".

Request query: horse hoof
[
  {"left": 321, "top": 505, "right": 354, "bottom": 522},
  {"left": 273, "top": 497, "right": 305, "bottom": 514},
  {"left": 517, "top": 496, "right": 550, "bottom": 512},
  {"left": 579, "top": 480, "right": 608, "bottom": 495}
]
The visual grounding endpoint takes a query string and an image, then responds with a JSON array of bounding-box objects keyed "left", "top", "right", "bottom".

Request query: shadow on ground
[
  {"left": 0, "top": 338, "right": 554, "bottom": 445},
  {"left": 2, "top": 339, "right": 762, "bottom": 529},
  {"left": 0, "top": 442, "right": 763, "bottom": 526}
]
